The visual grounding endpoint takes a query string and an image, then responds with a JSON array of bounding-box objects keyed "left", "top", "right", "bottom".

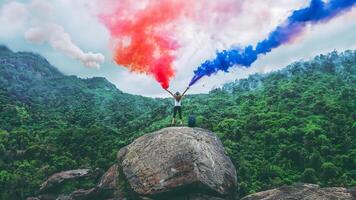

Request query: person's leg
[
  {"left": 178, "top": 107, "right": 182, "bottom": 125},
  {"left": 172, "top": 107, "right": 177, "bottom": 124}
]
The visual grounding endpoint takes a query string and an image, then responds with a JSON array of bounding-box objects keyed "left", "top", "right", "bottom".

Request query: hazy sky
[{"left": 1, "top": 0, "right": 356, "bottom": 97}]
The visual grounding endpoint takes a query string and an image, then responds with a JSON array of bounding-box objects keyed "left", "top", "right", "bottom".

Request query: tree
[
  {"left": 301, "top": 168, "right": 317, "bottom": 183},
  {"left": 321, "top": 162, "right": 339, "bottom": 183}
]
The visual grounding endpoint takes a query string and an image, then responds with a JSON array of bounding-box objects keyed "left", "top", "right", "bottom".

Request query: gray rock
[
  {"left": 26, "top": 198, "right": 41, "bottom": 200},
  {"left": 37, "top": 194, "right": 58, "bottom": 200},
  {"left": 39, "top": 169, "right": 91, "bottom": 193},
  {"left": 170, "top": 193, "right": 225, "bottom": 200},
  {"left": 64, "top": 164, "right": 122, "bottom": 200},
  {"left": 55, "top": 195, "right": 73, "bottom": 200},
  {"left": 138, "top": 193, "right": 225, "bottom": 200},
  {"left": 69, "top": 188, "right": 96, "bottom": 199},
  {"left": 98, "top": 164, "right": 119, "bottom": 191},
  {"left": 96, "top": 164, "right": 126, "bottom": 199},
  {"left": 118, "top": 127, "right": 237, "bottom": 199},
  {"left": 241, "top": 183, "right": 356, "bottom": 200}
]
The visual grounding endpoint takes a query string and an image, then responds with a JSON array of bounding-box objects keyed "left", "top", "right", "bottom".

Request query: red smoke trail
[{"left": 99, "top": 0, "right": 191, "bottom": 89}]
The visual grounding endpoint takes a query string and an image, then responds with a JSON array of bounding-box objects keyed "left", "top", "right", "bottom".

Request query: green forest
[{"left": 0, "top": 45, "right": 355, "bottom": 199}]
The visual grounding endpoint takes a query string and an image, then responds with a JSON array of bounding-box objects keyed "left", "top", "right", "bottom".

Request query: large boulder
[
  {"left": 29, "top": 127, "right": 237, "bottom": 200},
  {"left": 241, "top": 183, "right": 356, "bottom": 200},
  {"left": 118, "top": 127, "right": 237, "bottom": 199}
]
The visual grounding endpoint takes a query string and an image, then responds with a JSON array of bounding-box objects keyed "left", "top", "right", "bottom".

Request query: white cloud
[
  {"left": 25, "top": 24, "right": 104, "bottom": 68},
  {"left": 0, "top": 2, "right": 28, "bottom": 37},
  {"left": 29, "top": 0, "right": 52, "bottom": 17},
  {"left": 0, "top": 0, "right": 105, "bottom": 68},
  {"left": 0, "top": 1, "right": 27, "bottom": 23}
]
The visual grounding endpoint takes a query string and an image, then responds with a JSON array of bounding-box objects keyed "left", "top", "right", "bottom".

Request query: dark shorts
[{"left": 173, "top": 106, "right": 182, "bottom": 119}]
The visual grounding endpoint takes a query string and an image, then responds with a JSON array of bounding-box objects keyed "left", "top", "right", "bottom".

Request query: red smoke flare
[{"left": 99, "top": 0, "right": 191, "bottom": 89}]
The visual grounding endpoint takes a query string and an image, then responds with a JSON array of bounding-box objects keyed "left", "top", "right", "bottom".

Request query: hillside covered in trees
[{"left": 0, "top": 45, "right": 355, "bottom": 199}]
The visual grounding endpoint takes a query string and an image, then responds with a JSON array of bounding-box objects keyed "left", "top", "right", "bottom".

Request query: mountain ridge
[{"left": 0, "top": 46, "right": 164, "bottom": 132}]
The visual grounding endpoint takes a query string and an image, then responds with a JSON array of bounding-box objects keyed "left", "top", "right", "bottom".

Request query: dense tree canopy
[{"left": 0, "top": 46, "right": 355, "bottom": 199}]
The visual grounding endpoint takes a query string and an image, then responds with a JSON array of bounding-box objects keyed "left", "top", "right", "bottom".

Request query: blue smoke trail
[{"left": 189, "top": 0, "right": 356, "bottom": 86}]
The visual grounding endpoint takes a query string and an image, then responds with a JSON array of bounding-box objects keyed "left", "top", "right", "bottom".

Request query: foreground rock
[
  {"left": 39, "top": 169, "right": 91, "bottom": 193},
  {"left": 28, "top": 165, "right": 120, "bottom": 200},
  {"left": 241, "top": 183, "right": 356, "bottom": 200},
  {"left": 28, "top": 127, "right": 237, "bottom": 199},
  {"left": 118, "top": 127, "right": 237, "bottom": 199},
  {"left": 28, "top": 127, "right": 356, "bottom": 200}
]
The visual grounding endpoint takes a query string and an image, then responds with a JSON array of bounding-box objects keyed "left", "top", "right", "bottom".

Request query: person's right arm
[{"left": 164, "top": 88, "right": 174, "bottom": 97}]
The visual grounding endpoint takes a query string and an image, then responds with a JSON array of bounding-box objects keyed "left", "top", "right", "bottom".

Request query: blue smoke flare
[{"left": 189, "top": 0, "right": 356, "bottom": 86}]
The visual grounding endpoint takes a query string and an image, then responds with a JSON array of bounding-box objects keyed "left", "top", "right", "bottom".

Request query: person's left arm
[{"left": 181, "top": 86, "right": 190, "bottom": 98}]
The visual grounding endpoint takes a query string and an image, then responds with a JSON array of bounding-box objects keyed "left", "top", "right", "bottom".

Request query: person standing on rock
[{"left": 165, "top": 86, "right": 190, "bottom": 125}]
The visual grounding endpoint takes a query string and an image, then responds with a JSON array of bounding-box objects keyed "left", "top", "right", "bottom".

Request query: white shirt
[{"left": 174, "top": 98, "right": 181, "bottom": 107}]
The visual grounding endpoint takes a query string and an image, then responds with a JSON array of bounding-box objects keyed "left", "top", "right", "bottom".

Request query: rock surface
[
  {"left": 65, "top": 164, "right": 121, "bottom": 200},
  {"left": 241, "top": 183, "right": 356, "bottom": 200},
  {"left": 39, "top": 169, "right": 91, "bottom": 193},
  {"left": 118, "top": 127, "right": 237, "bottom": 199},
  {"left": 97, "top": 164, "right": 119, "bottom": 191},
  {"left": 87, "top": 164, "right": 122, "bottom": 199}
]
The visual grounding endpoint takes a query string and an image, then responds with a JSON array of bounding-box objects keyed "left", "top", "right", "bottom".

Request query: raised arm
[
  {"left": 164, "top": 88, "right": 175, "bottom": 97},
  {"left": 181, "top": 86, "right": 190, "bottom": 97}
]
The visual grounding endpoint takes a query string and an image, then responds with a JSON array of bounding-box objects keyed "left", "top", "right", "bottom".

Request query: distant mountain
[
  {"left": 0, "top": 45, "right": 167, "bottom": 132},
  {"left": 0, "top": 46, "right": 355, "bottom": 199},
  {"left": 223, "top": 50, "right": 356, "bottom": 93}
]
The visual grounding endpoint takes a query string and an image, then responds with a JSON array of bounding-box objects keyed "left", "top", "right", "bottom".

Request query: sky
[{"left": 1, "top": 0, "right": 356, "bottom": 97}]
